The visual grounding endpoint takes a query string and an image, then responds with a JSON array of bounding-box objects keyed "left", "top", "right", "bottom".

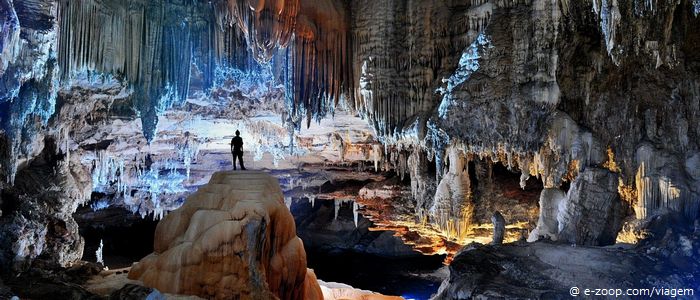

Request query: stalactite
[
  {"left": 634, "top": 144, "right": 699, "bottom": 220},
  {"left": 279, "top": 0, "right": 353, "bottom": 129},
  {"left": 57, "top": 0, "right": 207, "bottom": 142},
  {"left": 215, "top": 0, "right": 299, "bottom": 63},
  {"left": 593, "top": 0, "right": 622, "bottom": 65}
]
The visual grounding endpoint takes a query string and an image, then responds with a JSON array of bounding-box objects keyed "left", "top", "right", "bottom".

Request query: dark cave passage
[
  {"left": 75, "top": 205, "right": 159, "bottom": 269},
  {"left": 290, "top": 196, "right": 445, "bottom": 298},
  {"left": 75, "top": 180, "right": 447, "bottom": 298},
  {"left": 307, "top": 250, "right": 445, "bottom": 300}
]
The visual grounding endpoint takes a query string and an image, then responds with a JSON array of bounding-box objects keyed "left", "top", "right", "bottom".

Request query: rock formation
[
  {"left": 0, "top": 138, "right": 91, "bottom": 271},
  {"left": 128, "top": 171, "right": 318, "bottom": 299},
  {"left": 490, "top": 211, "right": 505, "bottom": 245},
  {"left": 529, "top": 168, "right": 626, "bottom": 245},
  {"left": 434, "top": 216, "right": 700, "bottom": 299}
]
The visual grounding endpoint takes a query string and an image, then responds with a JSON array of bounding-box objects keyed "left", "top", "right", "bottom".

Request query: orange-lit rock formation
[{"left": 128, "top": 171, "right": 317, "bottom": 299}]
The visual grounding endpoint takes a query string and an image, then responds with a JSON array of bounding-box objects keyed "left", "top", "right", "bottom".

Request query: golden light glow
[
  {"left": 360, "top": 196, "right": 530, "bottom": 264},
  {"left": 617, "top": 178, "right": 637, "bottom": 207},
  {"left": 616, "top": 223, "right": 648, "bottom": 244},
  {"left": 603, "top": 147, "right": 621, "bottom": 173}
]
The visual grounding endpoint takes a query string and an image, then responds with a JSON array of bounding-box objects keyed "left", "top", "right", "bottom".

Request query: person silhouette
[{"left": 230, "top": 130, "right": 246, "bottom": 170}]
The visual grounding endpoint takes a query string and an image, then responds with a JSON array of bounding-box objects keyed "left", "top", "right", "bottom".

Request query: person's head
[{"left": 235, "top": 130, "right": 240, "bottom": 136}]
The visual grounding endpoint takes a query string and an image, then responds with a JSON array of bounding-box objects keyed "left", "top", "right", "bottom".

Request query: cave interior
[{"left": 1, "top": 0, "right": 700, "bottom": 299}]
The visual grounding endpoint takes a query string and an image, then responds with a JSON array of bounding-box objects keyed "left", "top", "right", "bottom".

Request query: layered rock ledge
[
  {"left": 127, "top": 171, "right": 402, "bottom": 300},
  {"left": 128, "top": 171, "right": 319, "bottom": 299}
]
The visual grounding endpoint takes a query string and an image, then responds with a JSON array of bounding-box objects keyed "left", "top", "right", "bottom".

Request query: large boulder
[
  {"left": 128, "top": 171, "right": 321, "bottom": 299},
  {"left": 557, "top": 168, "right": 625, "bottom": 245}
]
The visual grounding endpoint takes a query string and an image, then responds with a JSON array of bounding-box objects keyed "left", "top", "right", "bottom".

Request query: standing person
[{"left": 230, "top": 130, "right": 246, "bottom": 170}]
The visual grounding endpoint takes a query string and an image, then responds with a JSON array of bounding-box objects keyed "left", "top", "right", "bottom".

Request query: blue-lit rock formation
[
  {"left": 0, "top": 0, "right": 59, "bottom": 185},
  {"left": 0, "top": 0, "right": 20, "bottom": 75}
]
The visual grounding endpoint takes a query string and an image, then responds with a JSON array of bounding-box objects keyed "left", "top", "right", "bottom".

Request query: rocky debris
[
  {"left": 491, "top": 211, "right": 505, "bottom": 245},
  {"left": 433, "top": 234, "right": 699, "bottom": 300},
  {"left": 1, "top": 260, "right": 103, "bottom": 300},
  {"left": 0, "top": 277, "right": 14, "bottom": 299},
  {"left": 108, "top": 284, "right": 166, "bottom": 300},
  {"left": 128, "top": 171, "right": 318, "bottom": 299},
  {"left": 0, "top": 138, "right": 91, "bottom": 271}
]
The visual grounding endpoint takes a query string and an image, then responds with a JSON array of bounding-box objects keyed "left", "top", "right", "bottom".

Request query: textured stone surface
[
  {"left": 108, "top": 284, "right": 165, "bottom": 300},
  {"left": 128, "top": 171, "right": 317, "bottom": 300},
  {"left": 528, "top": 188, "right": 566, "bottom": 242},
  {"left": 557, "top": 168, "right": 625, "bottom": 245},
  {"left": 433, "top": 237, "right": 700, "bottom": 299},
  {"left": 318, "top": 279, "right": 404, "bottom": 300},
  {"left": 1, "top": 1, "right": 700, "bottom": 298},
  {"left": 529, "top": 168, "right": 626, "bottom": 246},
  {"left": 490, "top": 211, "right": 505, "bottom": 245},
  {"left": 0, "top": 138, "right": 91, "bottom": 271}
]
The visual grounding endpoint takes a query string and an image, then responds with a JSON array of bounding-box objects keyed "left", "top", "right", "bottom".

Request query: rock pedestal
[{"left": 128, "top": 171, "right": 320, "bottom": 300}]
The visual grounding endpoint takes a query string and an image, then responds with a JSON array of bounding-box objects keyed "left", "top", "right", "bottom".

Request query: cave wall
[{"left": 353, "top": 0, "right": 700, "bottom": 245}]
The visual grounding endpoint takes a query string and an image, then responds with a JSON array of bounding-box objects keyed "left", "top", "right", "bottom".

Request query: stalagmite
[
  {"left": 429, "top": 146, "right": 473, "bottom": 241},
  {"left": 334, "top": 200, "right": 340, "bottom": 220},
  {"left": 353, "top": 201, "right": 359, "bottom": 228},
  {"left": 491, "top": 211, "right": 505, "bottom": 245},
  {"left": 285, "top": 196, "right": 293, "bottom": 210},
  {"left": 96, "top": 239, "right": 104, "bottom": 266},
  {"left": 528, "top": 188, "right": 566, "bottom": 242}
]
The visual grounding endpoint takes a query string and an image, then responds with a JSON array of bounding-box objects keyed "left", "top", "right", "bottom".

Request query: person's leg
[
  {"left": 231, "top": 152, "right": 236, "bottom": 170},
  {"left": 238, "top": 152, "right": 246, "bottom": 170}
]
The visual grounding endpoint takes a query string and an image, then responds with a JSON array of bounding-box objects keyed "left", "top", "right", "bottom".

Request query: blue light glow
[
  {"left": 212, "top": 64, "right": 278, "bottom": 98},
  {"left": 1, "top": 56, "right": 59, "bottom": 184},
  {"left": 91, "top": 152, "right": 190, "bottom": 219},
  {"left": 436, "top": 33, "right": 492, "bottom": 119}
]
